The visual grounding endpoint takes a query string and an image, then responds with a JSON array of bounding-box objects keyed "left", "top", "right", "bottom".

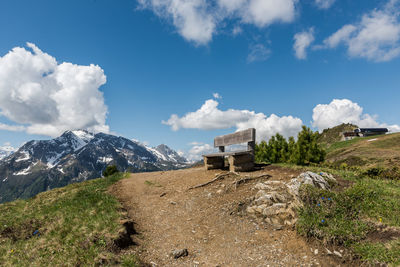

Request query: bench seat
[
  {"left": 202, "top": 128, "right": 256, "bottom": 172},
  {"left": 202, "top": 150, "right": 252, "bottom": 157}
]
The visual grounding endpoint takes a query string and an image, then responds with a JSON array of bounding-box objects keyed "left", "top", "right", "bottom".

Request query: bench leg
[
  {"left": 228, "top": 154, "right": 254, "bottom": 172},
  {"left": 203, "top": 156, "right": 224, "bottom": 170}
]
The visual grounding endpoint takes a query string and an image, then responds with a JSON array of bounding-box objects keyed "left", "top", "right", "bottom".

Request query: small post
[{"left": 247, "top": 141, "right": 255, "bottom": 155}]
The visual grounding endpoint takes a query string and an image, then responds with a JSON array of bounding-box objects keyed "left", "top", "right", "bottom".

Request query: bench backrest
[{"left": 214, "top": 128, "right": 256, "bottom": 152}]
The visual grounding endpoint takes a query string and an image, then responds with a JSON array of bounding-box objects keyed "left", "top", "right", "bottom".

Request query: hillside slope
[
  {"left": 325, "top": 132, "right": 400, "bottom": 168},
  {"left": 317, "top": 123, "right": 358, "bottom": 146},
  {"left": 0, "top": 173, "right": 139, "bottom": 266}
]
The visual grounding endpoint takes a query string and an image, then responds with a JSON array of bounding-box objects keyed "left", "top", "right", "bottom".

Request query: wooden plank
[
  {"left": 214, "top": 128, "right": 255, "bottom": 147},
  {"left": 203, "top": 150, "right": 251, "bottom": 157}
]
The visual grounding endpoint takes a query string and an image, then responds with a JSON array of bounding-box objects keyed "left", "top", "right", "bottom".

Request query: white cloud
[
  {"left": 232, "top": 25, "right": 243, "bottom": 35},
  {"left": 293, "top": 28, "right": 315, "bottom": 59},
  {"left": 241, "top": 0, "right": 296, "bottom": 28},
  {"left": 163, "top": 98, "right": 303, "bottom": 141},
  {"left": 0, "top": 123, "right": 25, "bottom": 132},
  {"left": 322, "top": 1, "right": 400, "bottom": 62},
  {"left": 312, "top": 99, "right": 400, "bottom": 132},
  {"left": 315, "top": 0, "right": 335, "bottom": 9},
  {"left": 0, "top": 43, "right": 109, "bottom": 137},
  {"left": 138, "top": 0, "right": 297, "bottom": 45},
  {"left": 213, "top": 92, "right": 222, "bottom": 99},
  {"left": 323, "top": 24, "right": 357, "bottom": 48},
  {"left": 247, "top": 43, "right": 271, "bottom": 62},
  {"left": 187, "top": 143, "right": 215, "bottom": 161}
]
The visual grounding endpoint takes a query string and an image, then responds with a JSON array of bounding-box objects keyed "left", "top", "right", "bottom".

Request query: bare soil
[{"left": 110, "top": 166, "right": 346, "bottom": 266}]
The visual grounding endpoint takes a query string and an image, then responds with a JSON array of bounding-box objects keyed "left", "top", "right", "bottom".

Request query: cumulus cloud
[
  {"left": 315, "top": 0, "right": 335, "bottom": 9},
  {"left": 163, "top": 98, "right": 303, "bottom": 141},
  {"left": 247, "top": 43, "right": 271, "bottom": 62},
  {"left": 0, "top": 43, "right": 109, "bottom": 137},
  {"left": 321, "top": 1, "right": 400, "bottom": 62},
  {"left": 138, "top": 0, "right": 297, "bottom": 45},
  {"left": 213, "top": 92, "right": 222, "bottom": 99},
  {"left": 187, "top": 143, "right": 215, "bottom": 161},
  {"left": 293, "top": 28, "right": 315, "bottom": 59},
  {"left": 312, "top": 99, "right": 400, "bottom": 132}
]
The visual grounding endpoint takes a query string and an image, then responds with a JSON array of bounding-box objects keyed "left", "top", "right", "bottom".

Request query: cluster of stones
[{"left": 246, "top": 172, "right": 337, "bottom": 228}]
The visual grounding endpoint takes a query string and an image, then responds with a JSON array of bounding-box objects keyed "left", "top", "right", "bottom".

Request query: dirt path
[{"left": 111, "top": 166, "right": 342, "bottom": 267}]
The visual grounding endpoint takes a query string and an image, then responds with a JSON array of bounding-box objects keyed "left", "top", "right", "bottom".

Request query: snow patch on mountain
[
  {"left": 14, "top": 166, "right": 32, "bottom": 176},
  {"left": 15, "top": 151, "right": 30, "bottom": 162},
  {"left": 146, "top": 146, "right": 168, "bottom": 161},
  {"left": 72, "top": 130, "right": 95, "bottom": 143}
]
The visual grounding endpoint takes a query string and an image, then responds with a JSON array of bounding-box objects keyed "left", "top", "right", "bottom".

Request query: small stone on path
[{"left": 171, "top": 248, "right": 189, "bottom": 259}]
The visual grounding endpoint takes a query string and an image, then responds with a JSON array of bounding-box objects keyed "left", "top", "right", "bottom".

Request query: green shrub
[
  {"left": 103, "top": 165, "right": 119, "bottom": 177},
  {"left": 363, "top": 167, "right": 400, "bottom": 180},
  {"left": 255, "top": 126, "right": 325, "bottom": 166}
]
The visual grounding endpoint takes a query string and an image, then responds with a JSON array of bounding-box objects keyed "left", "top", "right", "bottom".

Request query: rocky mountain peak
[{"left": 0, "top": 131, "right": 189, "bottom": 203}]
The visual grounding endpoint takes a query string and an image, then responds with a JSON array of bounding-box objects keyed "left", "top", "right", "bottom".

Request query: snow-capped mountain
[
  {"left": 0, "top": 145, "right": 16, "bottom": 160},
  {"left": 0, "top": 130, "right": 189, "bottom": 203}
]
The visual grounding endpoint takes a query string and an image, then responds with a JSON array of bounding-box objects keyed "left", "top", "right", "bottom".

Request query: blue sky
[{"left": 0, "top": 0, "right": 400, "bottom": 159}]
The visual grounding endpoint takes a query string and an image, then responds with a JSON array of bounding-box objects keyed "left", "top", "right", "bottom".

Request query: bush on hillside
[
  {"left": 363, "top": 166, "right": 400, "bottom": 180},
  {"left": 255, "top": 126, "right": 326, "bottom": 165},
  {"left": 103, "top": 165, "right": 119, "bottom": 177}
]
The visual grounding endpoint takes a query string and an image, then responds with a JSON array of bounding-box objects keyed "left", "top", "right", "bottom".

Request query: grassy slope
[
  {"left": 317, "top": 123, "right": 358, "bottom": 146},
  {"left": 277, "top": 163, "right": 400, "bottom": 265},
  {"left": 0, "top": 173, "right": 138, "bottom": 267},
  {"left": 325, "top": 132, "right": 400, "bottom": 168}
]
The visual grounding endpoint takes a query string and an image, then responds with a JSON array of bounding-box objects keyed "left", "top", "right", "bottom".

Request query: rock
[
  {"left": 333, "top": 250, "right": 342, "bottom": 258},
  {"left": 255, "top": 195, "right": 273, "bottom": 206},
  {"left": 264, "top": 180, "right": 285, "bottom": 186},
  {"left": 314, "top": 249, "right": 318, "bottom": 255},
  {"left": 255, "top": 190, "right": 267, "bottom": 198},
  {"left": 255, "top": 183, "right": 274, "bottom": 191},
  {"left": 247, "top": 171, "right": 335, "bottom": 229},
  {"left": 172, "top": 248, "right": 189, "bottom": 259},
  {"left": 270, "top": 192, "right": 287, "bottom": 203},
  {"left": 287, "top": 171, "right": 332, "bottom": 197},
  {"left": 170, "top": 201, "right": 177, "bottom": 205},
  {"left": 255, "top": 204, "right": 269, "bottom": 214},
  {"left": 216, "top": 189, "right": 223, "bottom": 194},
  {"left": 325, "top": 248, "right": 332, "bottom": 255},
  {"left": 246, "top": 206, "right": 256, "bottom": 214},
  {"left": 320, "top": 172, "right": 337, "bottom": 184},
  {"left": 262, "top": 203, "right": 286, "bottom": 216}
]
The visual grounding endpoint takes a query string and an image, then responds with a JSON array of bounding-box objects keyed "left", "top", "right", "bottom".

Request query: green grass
[
  {"left": 371, "top": 135, "right": 400, "bottom": 150},
  {"left": 0, "top": 173, "right": 139, "bottom": 267},
  {"left": 287, "top": 164, "right": 400, "bottom": 265},
  {"left": 325, "top": 136, "right": 367, "bottom": 154}
]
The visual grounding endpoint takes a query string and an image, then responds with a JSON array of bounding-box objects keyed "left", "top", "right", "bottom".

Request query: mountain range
[{"left": 0, "top": 130, "right": 189, "bottom": 203}]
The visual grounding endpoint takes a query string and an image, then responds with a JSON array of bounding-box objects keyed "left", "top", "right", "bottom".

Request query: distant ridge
[{"left": 0, "top": 130, "right": 189, "bottom": 203}]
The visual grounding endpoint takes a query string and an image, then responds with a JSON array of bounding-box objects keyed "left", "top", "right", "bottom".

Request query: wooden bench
[{"left": 203, "top": 128, "right": 256, "bottom": 172}]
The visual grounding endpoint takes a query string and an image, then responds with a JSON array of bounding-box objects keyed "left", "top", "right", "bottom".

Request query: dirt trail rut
[{"left": 111, "top": 166, "right": 342, "bottom": 266}]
